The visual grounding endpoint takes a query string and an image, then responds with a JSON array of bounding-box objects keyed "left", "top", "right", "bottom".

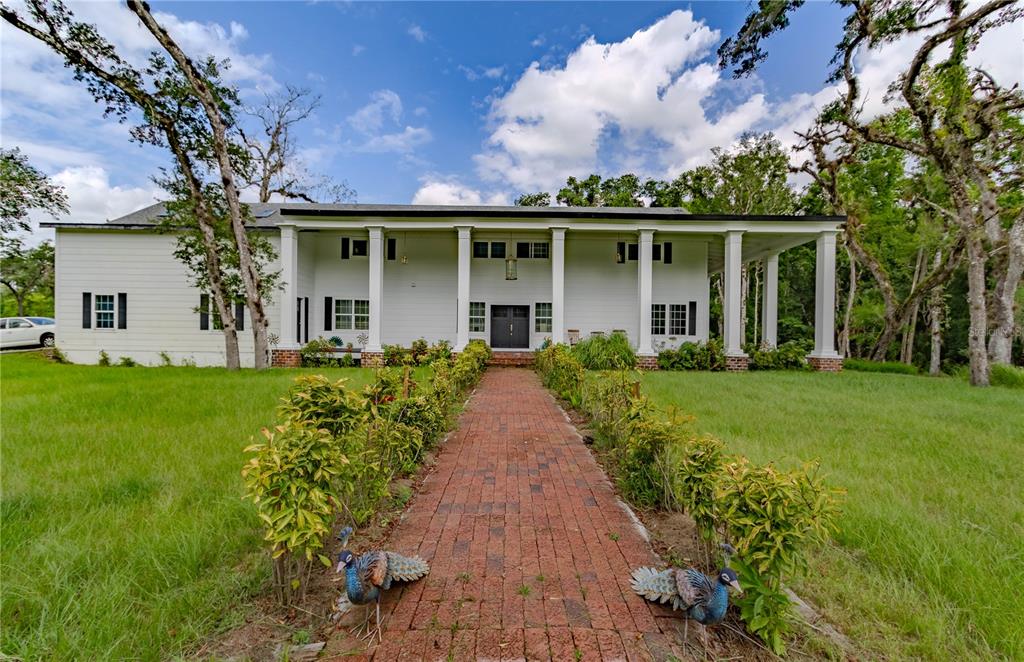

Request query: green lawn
[
  {"left": 642, "top": 370, "right": 1024, "bottom": 660},
  {"left": 0, "top": 352, "right": 377, "bottom": 660}
]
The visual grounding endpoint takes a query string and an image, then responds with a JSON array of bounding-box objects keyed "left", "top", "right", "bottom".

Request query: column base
[
  {"left": 725, "top": 354, "right": 750, "bottom": 372},
  {"left": 360, "top": 351, "right": 384, "bottom": 368},
  {"left": 807, "top": 355, "right": 843, "bottom": 372},
  {"left": 271, "top": 348, "right": 301, "bottom": 368},
  {"left": 637, "top": 355, "right": 659, "bottom": 371}
]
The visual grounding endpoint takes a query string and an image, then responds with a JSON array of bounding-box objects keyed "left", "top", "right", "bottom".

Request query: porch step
[{"left": 487, "top": 351, "right": 536, "bottom": 367}]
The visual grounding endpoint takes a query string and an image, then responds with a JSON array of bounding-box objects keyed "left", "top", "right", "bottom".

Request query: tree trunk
[
  {"left": 965, "top": 232, "right": 990, "bottom": 385},
  {"left": 3, "top": 281, "right": 25, "bottom": 316},
  {"left": 900, "top": 247, "right": 925, "bottom": 364},
  {"left": 987, "top": 215, "right": 1023, "bottom": 365},
  {"left": 130, "top": 1, "right": 270, "bottom": 369},
  {"left": 839, "top": 245, "right": 856, "bottom": 358},
  {"left": 927, "top": 249, "right": 944, "bottom": 375}
]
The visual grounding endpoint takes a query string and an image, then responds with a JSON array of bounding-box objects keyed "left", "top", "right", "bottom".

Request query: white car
[{"left": 0, "top": 316, "right": 57, "bottom": 349}]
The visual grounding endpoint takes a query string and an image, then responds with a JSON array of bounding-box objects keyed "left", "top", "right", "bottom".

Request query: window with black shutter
[
  {"left": 627, "top": 243, "right": 639, "bottom": 261},
  {"left": 82, "top": 292, "right": 92, "bottom": 328},
  {"left": 117, "top": 293, "right": 127, "bottom": 329},
  {"left": 652, "top": 244, "right": 662, "bottom": 261},
  {"left": 235, "top": 302, "right": 245, "bottom": 331},
  {"left": 663, "top": 242, "right": 673, "bottom": 264},
  {"left": 688, "top": 301, "right": 696, "bottom": 335},
  {"left": 387, "top": 237, "right": 397, "bottom": 260},
  {"left": 341, "top": 237, "right": 350, "bottom": 259},
  {"left": 517, "top": 241, "right": 530, "bottom": 258},
  {"left": 324, "top": 296, "right": 333, "bottom": 331}
]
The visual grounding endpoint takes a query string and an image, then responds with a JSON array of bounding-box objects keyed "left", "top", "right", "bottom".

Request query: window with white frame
[
  {"left": 95, "top": 294, "right": 114, "bottom": 329},
  {"left": 516, "top": 241, "right": 549, "bottom": 258},
  {"left": 669, "top": 304, "right": 687, "bottom": 335},
  {"left": 651, "top": 304, "right": 666, "bottom": 335},
  {"left": 535, "top": 302, "right": 552, "bottom": 332},
  {"left": 334, "top": 299, "right": 370, "bottom": 330},
  {"left": 469, "top": 302, "right": 486, "bottom": 332}
]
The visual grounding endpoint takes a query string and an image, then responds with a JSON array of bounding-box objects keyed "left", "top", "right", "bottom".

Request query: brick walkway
[{"left": 335, "top": 368, "right": 690, "bottom": 661}]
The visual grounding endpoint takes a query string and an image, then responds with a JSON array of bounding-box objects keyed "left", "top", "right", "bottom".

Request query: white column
[
  {"left": 280, "top": 225, "right": 299, "bottom": 347},
  {"left": 551, "top": 227, "right": 566, "bottom": 344},
  {"left": 810, "top": 231, "right": 841, "bottom": 358},
  {"left": 723, "top": 231, "right": 745, "bottom": 356},
  {"left": 637, "top": 229, "right": 654, "bottom": 354},
  {"left": 455, "top": 226, "right": 472, "bottom": 351},
  {"left": 365, "top": 226, "right": 384, "bottom": 352},
  {"left": 762, "top": 253, "right": 779, "bottom": 349}
]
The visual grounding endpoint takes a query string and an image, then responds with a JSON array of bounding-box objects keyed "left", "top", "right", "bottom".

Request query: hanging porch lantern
[{"left": 505, "top": 255, "right": 518, "bottom": 280}]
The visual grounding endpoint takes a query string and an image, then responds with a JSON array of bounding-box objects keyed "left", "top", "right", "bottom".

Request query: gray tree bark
[{"left": 927, "top": 250, "right": 944, "bottom": 375}]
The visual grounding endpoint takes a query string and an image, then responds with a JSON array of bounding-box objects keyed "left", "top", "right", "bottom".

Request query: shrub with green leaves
[
  {"left": 570, "top": 331, "right": 637, "bottom": 369},
  {"left": 657, "top": 339, "right": 725, "bottom": 371},
  {"left": 990, "top": 363, "right": 1024, "bottom": 389},
  {"left": 241, "top": 422, "right": 346, "bottom": 604},
  {"left": 746, "top": 340, "right": 812, "bottom": 371},
  {"left": 717, "top": 458, "right": 843, "bottom": 654},
  {"left": 382, "top": 343, "right": 409, "bottom": 366},
  {"left": 451, "top": 339, "right": 491, "bottom": 390},
  {"left": 536, "top": 343, "right": 585, "bottom": 407},
  {"left": 278, "top": 375, "right": 366, "bottom": 438},
  {"left": 299, "top": 338, "right": 337, "bottom": 367},
  {"left": 662, "top": 434, "right": 724, "bottom": 541}
]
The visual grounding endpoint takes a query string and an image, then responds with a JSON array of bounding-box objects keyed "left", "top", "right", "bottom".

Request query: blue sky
[{"left": 5, "top": 0, "right": 1017, "bottom": 228}]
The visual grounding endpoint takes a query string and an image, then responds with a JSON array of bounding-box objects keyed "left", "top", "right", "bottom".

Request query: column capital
[
  {"left": 366, "top": 225, "right": 384, "bottom": 235},
  {"left": 637, "top": 228, "right": 655, "bottom": 240},
  {"left": 455, "top": 225, "right": 473, "bottom": 236},
  {"left": 550, "top": 226, "right": 568, "bottom": 237}
]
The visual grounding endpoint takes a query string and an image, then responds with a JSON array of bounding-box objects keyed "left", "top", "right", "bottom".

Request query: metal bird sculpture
[
  {"left": 630, "top": 544, "right": 742, "bottom": 646},
  {"left": 334, "top": 526, "right": 430, "bottom": 641}
]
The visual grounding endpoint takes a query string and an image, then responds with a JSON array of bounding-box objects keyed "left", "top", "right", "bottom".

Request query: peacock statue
[
  {"left": 334, "top": 526, "right": 430, "bottom": 641},
  {"left": 630, "top": 544, "right": 743, "bottom": 645}
]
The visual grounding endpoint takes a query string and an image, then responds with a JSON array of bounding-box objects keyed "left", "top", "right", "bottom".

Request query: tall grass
[
  {"left": 571, "top": 331, "right": 637, "bottom": 369},
  {"left": 0, "top": 352, "right": 374, "bottom": 659},
  {"left": 643, "top": 370, "right": 1024, "bottom": 660}
]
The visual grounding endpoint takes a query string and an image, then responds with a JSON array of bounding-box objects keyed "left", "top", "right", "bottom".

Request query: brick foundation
[
  {"left": 270, "top": 348, "right": 301, "bottom": 368},
  {"left": 637, "top": 355, "right": 659, "bottom": 370},
  {"left": 725, "top": 354, "right": 750, "bottom": 372},
  {"left": 807, "top": 355, "right": 844, "bottom": 372},
  {"left": 360, "top": 351, "right": 384, "bottom": 368}
]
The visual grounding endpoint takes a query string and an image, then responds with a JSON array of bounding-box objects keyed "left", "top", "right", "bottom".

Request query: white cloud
[
  {"left": 43, "top": 166, "right": 160, "bottom": 224},
  {"left": 347, "top": 90, "right": 403, "bottom": 134},
  {"left": 407, "top": 24, "right": 427, "bottom": 43},
  {"left": 411, "top": 179, "right": 508, "bottom": 206},
  {"left": 459, "top": 65, "right": 505, "bottom": 82},
  {"left": 361, "top": 126, "right": 432, "bottom": 153},
  {"left": 352, "top": 44, "right": 366, "bottom": 56}
]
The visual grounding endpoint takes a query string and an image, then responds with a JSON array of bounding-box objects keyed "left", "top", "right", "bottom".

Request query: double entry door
[{"left": 490, "top": 305, "right": 530, "bottom": 349}]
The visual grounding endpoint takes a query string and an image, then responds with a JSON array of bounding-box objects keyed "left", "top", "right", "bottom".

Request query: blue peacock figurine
[
  {"left": 630, "top": 544, "right": 742, "bottom": 645},
  {"left": 334, "top": 526, "right": 430, "bottom": 641}
]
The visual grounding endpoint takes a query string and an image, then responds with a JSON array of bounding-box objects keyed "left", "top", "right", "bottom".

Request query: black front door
[{"left": 490, "top": 305, "right": 530, "bottom": 348}]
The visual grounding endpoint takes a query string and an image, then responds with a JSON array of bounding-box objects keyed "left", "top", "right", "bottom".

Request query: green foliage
[
  {"left": 382, "top": 340, "right": 453, "bottom": 367},
  {"left": 513, "top": 191, "right": 551, "bottom": 206},
  {"left": 299, "top": 338, "right": 338, "bottom": 368},
  {"left": 662, "top": 434, "right": 724, "bottom": 541},
  {"left": 657, "top": 340, "right": 725, "bottom": 371},
  {"left": 158, "top": 351, "right": 173, "bottom": 367},
  {"left": 570, "top": 331, "right": 637, "bottom": 369},
  {"left": 116, "top": 356, "right": 137, "bottom": 368},
  {"left": 1, "top": 147, "right": 68, "bottom": 235},
  {"left": 241, "top": 422, "right": 344, "bottom": 604},
  {"left": 450, "top": 340, "right": 491, "bottom": 391},
  {"left": 535, "top": 344, "right": 584, "bottom": 407},
  {"left": 98, "top": 350, "right": 111, "bottom": 367},
  {"left": 43, "top": 346, "right": 68, "bottom": 364},
  {"left": 746, "top": 340, "right": 812, "bottom": 370},
  {"left": 410, "top": 338, "right": 429, "bottom": 364},
  {"left": 844, "top": 358, "right": 919, "bottom": 374},
  {"left": 717, "top": 458, "right": 843, "bottom": 653},
  {"left": 277, "top": 375, "right": 366, "bottom": 438},
  {"left": 382, "top": 343, "right": 409, "bottom": 366},
  {"left": 0, "top": 238, "right": 55, "bottom": 316},
  {"left": 989, "top": 364, "right": 1024, "bottom": 389}
]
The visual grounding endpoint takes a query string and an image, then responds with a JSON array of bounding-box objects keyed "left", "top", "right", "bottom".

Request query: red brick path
[{"left": 336, "top": 368, "right": 690, "bottom": 661}]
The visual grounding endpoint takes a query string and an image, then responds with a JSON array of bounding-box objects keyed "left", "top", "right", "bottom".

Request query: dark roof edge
[
  {"left": 281, "top": 207, "right": 845, "bottom": 222},
  {"left": 39, "top": 222, "right": 276, "bottom": 230}
]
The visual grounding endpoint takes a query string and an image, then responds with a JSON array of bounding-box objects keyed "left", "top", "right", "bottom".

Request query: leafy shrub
[
  {"left": 116, "top": 356, "right": 137, "bottom": 367},
  {"left": 382, "top": 344, "right": 410, "bottom": 366},
  {"left": 278, "top": 375, "right": 366, "bottom": 438},
  {"left": 158, "top": 351, "right": 173, "bottom": 367},
  {"left": 662, "top": 434, "right": 724, "bottom": 541},
  {"left": 410, "top": 338, "right": 429, "bottom": 365},
  {"left": 747, "top": 340, "right": 812, "bottom": 371},
  {"left": 451, "top": 340, "right": 491, "bottom": 390},
  {"left": 990, "top": 363, "right": 1024, "bottom": 389},
  {"left": 299, "top": 338, "right": 337, "bottom": 367},
  {"left": 363, "top": 368, "right": 403, "bottom": 409},
  {"left": 44, "top": 346, "right": 69, "bottom": 364},
  {"left": 717, "top": 458, "right": 843, "bottom": 654},
  {"left": 427, "top": 339, "right": 453, "bottom": 365},
  {"left": 571, "top": 331, "right": 637, "bottom": 369},
  {"left": 844, "top": 358, "right": 918, "bottom": 374},
  {"left": 536, "top": 343, "right": 584, "bottom": 407},
  {"left": 241, "top": 422, "right": 345, "bottom": 604},
  {"left": 98, "top": 350, "right": 111, "bottom": 367},
  {"left": 657, "top": 339, "right": 725, "bottom": 371}
]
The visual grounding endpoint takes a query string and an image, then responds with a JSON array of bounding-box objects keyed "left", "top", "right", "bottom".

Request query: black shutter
[
  {"left": 627, "top": 243, "right": 639, "bottom": 261},
  {"left": 200, "top": 294, "right": 210, "bottom": 330},
  {"left": 663, "top": 242, "right": 673, "bottom": 264},
  {"left": 517, "top": 241, "right": 530, "bottom": 258},
  {"left": 82, "top": 292, "right": 92, "bottom": 328},
  {"left": 688, "top": 301, "right": 696, "bottom": 335},
  {"left": 117, "top": 293, "right": 127, "bottom": 329},
  {"left": 341, "top": 237, "right": 350, "bottom": 259},
  {"left": 616, "top": 242, "right": 626, "bottom": 264},
  {"left": 324, "top": 297, "right": 333, "bottom": 331},
  {"left": 303, "top": 297, "right": 309, "bottom": 343},
  {"left": 235, "top": 302, "right": 245, "bottom": 331},
  {"left": 387, "top": 237, "right": 397, "bottom": 260}
]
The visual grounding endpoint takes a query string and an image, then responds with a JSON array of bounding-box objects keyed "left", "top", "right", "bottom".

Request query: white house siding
[
  {"left": 54, "top": 229, "right": 281, "bottom": 367},
  {"left": 650, "top": 237, "right": 710, "bottom": 350}
]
